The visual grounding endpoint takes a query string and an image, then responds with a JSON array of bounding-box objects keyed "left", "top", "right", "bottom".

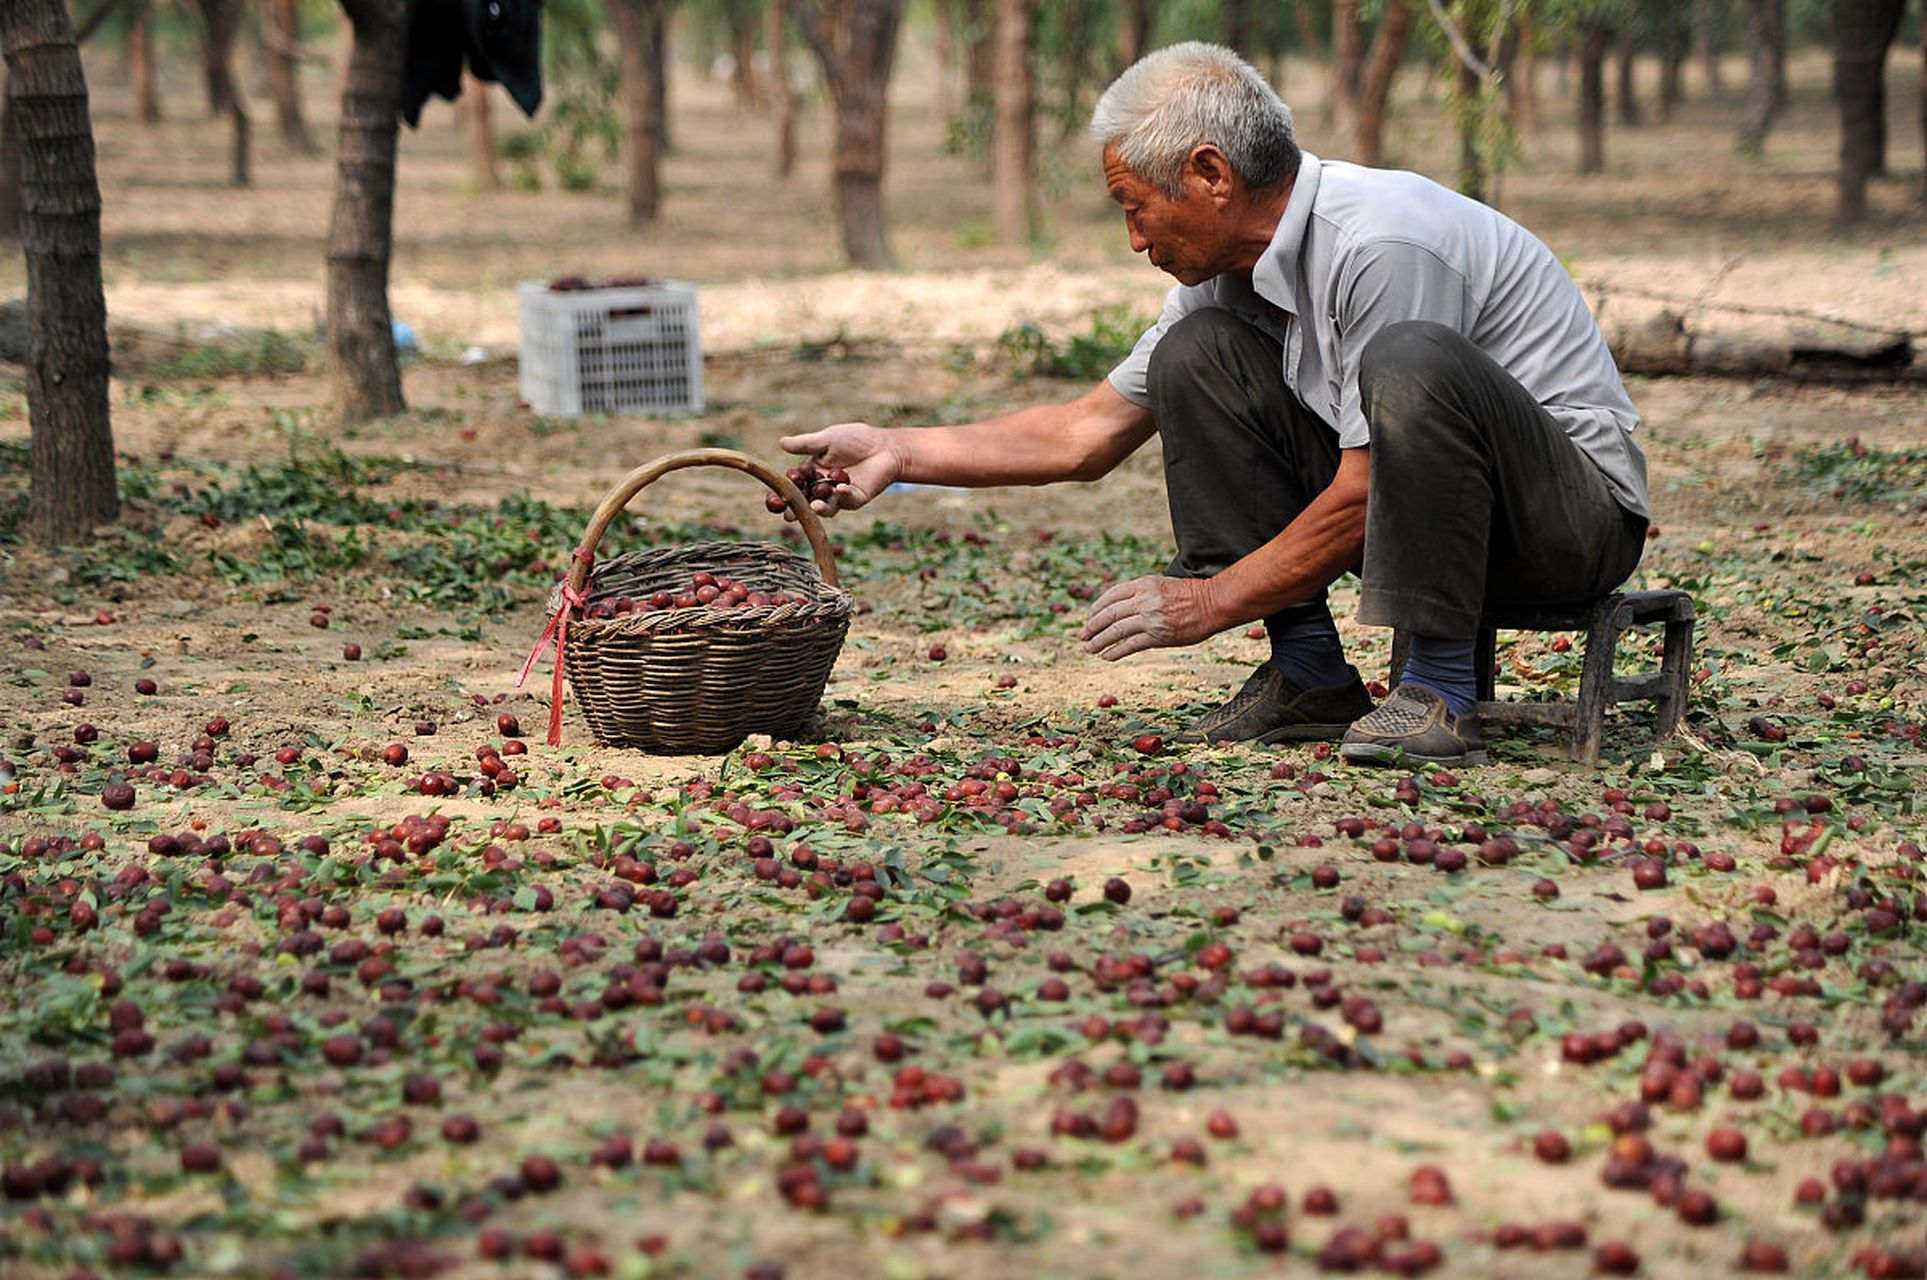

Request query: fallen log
[{"left": 1606, "top": 308, "right": 1927, "bottom": 383}]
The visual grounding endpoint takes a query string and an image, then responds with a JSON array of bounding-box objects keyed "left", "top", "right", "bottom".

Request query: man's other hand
[
  {"left": 1080, "top": 575, "right": 1222, "bottom": 660},
  {"left": 777, "top": 423, "right": 904, "bottom": 517}
]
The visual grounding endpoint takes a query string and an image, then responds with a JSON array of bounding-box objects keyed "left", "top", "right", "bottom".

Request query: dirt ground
[{"left": 1, "top": 29, "right": 1925, "bottom": 1280}]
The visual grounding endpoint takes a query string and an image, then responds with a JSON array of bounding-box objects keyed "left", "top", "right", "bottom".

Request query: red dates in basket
[
  {"left": 585, "top": 571, "right": 807, "bottom": 618},
  {"left": 764, "top": 458, "right": 851, "bottom": 514}
]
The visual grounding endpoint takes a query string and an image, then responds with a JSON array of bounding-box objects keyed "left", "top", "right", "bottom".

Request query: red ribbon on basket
[{"left": 517, "top": 547, "right": 594, "bottom": 746}]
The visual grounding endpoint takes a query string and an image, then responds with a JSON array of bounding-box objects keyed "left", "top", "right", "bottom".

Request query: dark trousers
[{"left": 1146, "top": 309, "right": 1647, "bottom": 639}]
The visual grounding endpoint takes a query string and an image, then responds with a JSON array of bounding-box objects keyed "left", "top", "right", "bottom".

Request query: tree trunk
[
  {"left": 0, "top": 86, "right": 18, "bottom": 237},
  {"left": 198, "top": 0, "right": 239, "bottom": 116},
  {"left": 462, "top": 70, "right": 498, "bottom": 189},
  {"left": 1116, "top": 0, "right": 1153, "bottom": 71},
  {"left": 1920, "top": 6, "right": 1926, "bottom": 199},
  {"left": 1329, "top": 0, "right": 1364, "bottom": 137},
  {"left": 1698, "top": 0, "right": 1724, "bottom": 95},
  {"left": 1833, "top": 0, "right": 1905, "bottom": 224},
  {"left": 990, "top": 0, "right": 1033, "bottom": 244},
  {"left": 1352, "top": 0, "right": 1412, "bottom": 165},
  {"left": 262, "top": 0, "right": 316, "bottom": 154},
  {"left": 1456, "top": 57, "right": 1485, "bottom": 201},
  {"left": 230, "top": 91, "right": 250, "bottom": 184},
  {"left": 129, "top": 2, "right": 160, "bottom": 123},
  {"left": 326, "top": 0, "right": 409, "bottom": 424},
  {"left": 1655, "top": 0, "right": 1689, "bottom": 119},
  {"left": 962, "top": 0, "right": 993, "bottom": 104},
  {"left": 610, "top": 0, "right": 664, "bottom": 224},
  {"left": 1, "top": 0, "right": 117, "bottom": 544},
  {"left": 791, "top": 0, "right": 904, "bottom": 270},
  {"left": 1614, "top": 32, "right": 1642, "bottom": 126},
  {"left": 1578, "top": 20, "right": 1609, "bottom": 174},
  {"left": 652, "top": 2, "right": 670, "bottom": 152},
  {"left": 1737, "top": 0, "right": 1784, "bottom": 150},
  {"left": 724, "top": 0, "right": 762, "bottom": 107},
  {"left": 769, "top": 0, "right": 796, "bottom": 176},
  {"left": 1509, "top": 12, "right": 1539, "bottom": 133},
  {"left": 1222, "top": 0, "right": 1251, "bottom": 55}
]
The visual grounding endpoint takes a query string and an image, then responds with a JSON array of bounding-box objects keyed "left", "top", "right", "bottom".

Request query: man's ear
[{"left": 1185, "top": 145, "right": 1237, "bottom": 199}]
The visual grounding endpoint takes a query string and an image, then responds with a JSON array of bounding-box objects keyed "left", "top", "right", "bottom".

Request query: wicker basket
[{"left": 531, "top": 448, "right": 852, "bottom": 753}]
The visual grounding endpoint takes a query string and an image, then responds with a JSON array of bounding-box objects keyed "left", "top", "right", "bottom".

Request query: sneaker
[
  {"left": 1172, "top": 663, "right": 1376, "bottom": 745},
  {"left": 1339, "top": 683, "right": 1486, "bottom": 765}
]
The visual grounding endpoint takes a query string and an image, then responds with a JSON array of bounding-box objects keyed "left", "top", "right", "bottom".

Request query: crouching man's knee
[
  {"left": 1357, "top": 321, "right": 1472, "bottom": 439},
  {"left": 1147, "top": 309, "right": 1263, "bottom": 403}
]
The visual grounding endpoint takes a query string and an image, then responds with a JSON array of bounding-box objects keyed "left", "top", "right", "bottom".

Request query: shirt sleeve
[
  {"left": 1331, "top": 240, "right": 1473, "bottom": 448},
  {"left": 1106, "top": 285, "right": 1204, "bottom": 408}
]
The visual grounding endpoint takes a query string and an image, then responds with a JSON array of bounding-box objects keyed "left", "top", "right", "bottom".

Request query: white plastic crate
[{"left": 518, "top": 280, "right": 704, "bottom": 417}]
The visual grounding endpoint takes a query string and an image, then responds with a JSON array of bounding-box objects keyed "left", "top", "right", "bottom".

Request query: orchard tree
[
  {"left": 1736, "top": 0, "right": 1787, "bottom": 152},
  {"left": 1, "top": 0, "right": 117, "bottom": 544},
  {"left": 991, "top": 0, "right": 1035, "bottom": 244},
  {"left": 262, "top": 0, "right": 319, "bottom": 155},
  {"left": 790, "top": 0, "right": 905, "bottom": 269},
  {"left": 609, "top": 0, "right": 668, "bottom": 224},
  {"left": 1832, "top": 0, "right": 1906, "bottom": 223},
  {"left": 327, "top": 0, "right": 412, "bottom": 422},
  {"left": 1332, "top": 0, "right": 1416, "bottom": 165}
]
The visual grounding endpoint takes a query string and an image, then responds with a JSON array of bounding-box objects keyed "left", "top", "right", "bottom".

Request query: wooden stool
[{"left": 1387, "top": 589, "right": 1696, "bottom": 765}]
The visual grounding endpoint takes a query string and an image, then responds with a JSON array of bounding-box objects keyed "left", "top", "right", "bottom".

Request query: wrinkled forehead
[{"left": 1101, "top": 142, "right": 1147, "bottom": 197}]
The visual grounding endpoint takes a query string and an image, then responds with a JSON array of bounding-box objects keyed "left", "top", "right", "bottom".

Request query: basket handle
[{"left": 567, "top": 447, "right": 842, "bottom": 596}]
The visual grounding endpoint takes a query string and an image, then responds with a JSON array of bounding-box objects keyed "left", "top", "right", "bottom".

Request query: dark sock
[
  {"left": 1265, "top": 599, "right": 1352, "bottom": 690},
  {"left": 1400, "top": 635, "right": 1477, "bottom": 716}
]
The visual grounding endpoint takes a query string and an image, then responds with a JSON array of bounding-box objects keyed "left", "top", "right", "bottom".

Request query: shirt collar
[{"left": 1249, "top": 152, "right": 1322, "bottom": 317}]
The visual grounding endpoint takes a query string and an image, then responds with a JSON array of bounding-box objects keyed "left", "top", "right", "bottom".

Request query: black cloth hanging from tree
[{"left": 401, "top": 0, "right": 544, "bottom": 128}]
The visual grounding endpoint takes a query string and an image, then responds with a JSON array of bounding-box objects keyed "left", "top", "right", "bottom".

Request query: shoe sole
[
  {"left": 1255, "top": 721, "right": 1358, "bottom": 745},
  {"left": 1338, "top": 741, "right": 1489, "bottom": 766}
]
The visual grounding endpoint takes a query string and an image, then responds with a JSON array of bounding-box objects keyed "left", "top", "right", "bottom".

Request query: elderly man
[{"left": 782, "top": 42, "right": 1649, "bottom": 766}]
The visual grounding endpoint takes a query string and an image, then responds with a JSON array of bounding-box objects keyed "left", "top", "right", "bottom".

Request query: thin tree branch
[{"left": 1423, "top": 0, "right": 1495, "bottom": 81}]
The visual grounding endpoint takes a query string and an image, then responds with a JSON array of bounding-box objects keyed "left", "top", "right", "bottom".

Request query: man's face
[{"left": 1103, "top": 143, "right": 1233, "bottom": 287}]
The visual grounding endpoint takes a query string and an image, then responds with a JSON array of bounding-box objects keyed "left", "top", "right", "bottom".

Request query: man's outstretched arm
[{"left": 779, "top": 381, "right": 1157, "bottom": 514}]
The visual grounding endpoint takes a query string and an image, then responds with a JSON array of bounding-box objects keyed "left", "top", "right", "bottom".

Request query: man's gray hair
[{"left": 1089, "top": 42, "right": 1299, "bottom": 197}]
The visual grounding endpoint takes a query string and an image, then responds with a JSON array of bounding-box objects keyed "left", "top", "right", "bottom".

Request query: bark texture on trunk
[
  {"left": 1737, "top": 0, "right": 1785, "bottom": 150},
  {"left": 326, "top": 0, "right": 410, "bottom": 423},
  {"left": 990, "top": 0, "right": 1033, "bottom": 244},
  {"left": 1352, "top": 0, "right": 1412, "bottom": 165},
  {"left": 263, "top": 0, "right": 316, "bottom": 154},
  {"left": 609, "top": 0, "right": 664, "bottom": 224},
  {"left": 462, "top": 70, "right": 498, "bottom": 189},
  {"left": 790, "top": 0, "right": 905, "bottom": 270},
  {"left": 1, "top": 0, "right": 117, "bottom": 544},
  {"left": 1832, "top": 0, "right": 1905, "bottom": 224},
  {"left": 0, "top": 88, "right": 18, "bottom": 237},
  {"left": 1578, "top": 20, "right": 1609, "bottom": 174},
  {"left": 129, "top": 3, "right": 159, "bottom": 123}
]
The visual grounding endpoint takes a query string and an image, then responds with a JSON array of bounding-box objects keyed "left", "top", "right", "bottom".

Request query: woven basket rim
[{"left": 547, "top": 540, "right": 853, "bottom": 635}]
